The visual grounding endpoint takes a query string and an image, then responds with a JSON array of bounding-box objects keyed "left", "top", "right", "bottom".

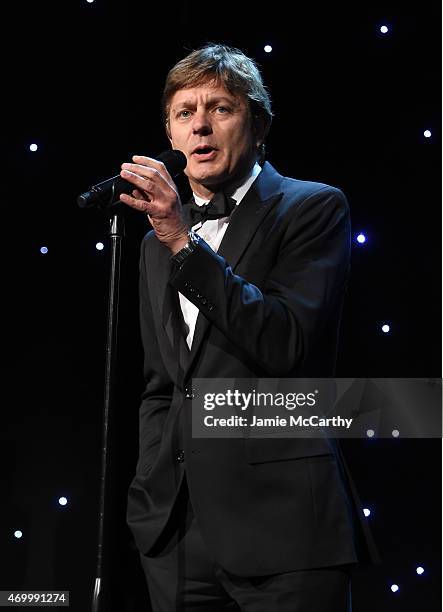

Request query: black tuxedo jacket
[{"left": 127, "top": 161, "right": 378, "bottom": 576}]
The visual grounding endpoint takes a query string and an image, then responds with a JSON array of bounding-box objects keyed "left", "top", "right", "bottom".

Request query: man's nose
[{"left": 192, "top": 111, "right": 212, "bottom": 135}]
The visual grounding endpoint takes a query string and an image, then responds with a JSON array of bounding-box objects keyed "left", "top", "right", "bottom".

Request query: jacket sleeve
[
  {"left": 169, "top": 187, "right": 350, "bottom": 375},
  {"left": 136, "top": 234, "right": 174, "bottom": 476}
]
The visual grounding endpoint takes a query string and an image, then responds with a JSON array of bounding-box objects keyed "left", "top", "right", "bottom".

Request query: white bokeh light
[
  {"left": 356, "top": 233, "right": 366, "bottom": 244},
  {"left": 40, "top": 246, "right": 48, "bottom": 254},
  {"left": 29, "top": 144, "right": 38, "bottom": 152},
  {"left": 14, "top": 530, "right": 23, "bottom": 539},
  {"left": 58, "top": 497, "right": 68, "bottom": 506},
  {"left": 416, "top": 566, "right": 425, "bottom": 575},
  {"left": 390, "top": 584, "right": 399, "bottom": 593},
  {"left": 392, "top": 429, "right": 400, "bottom": 438},
  {"left": 380, "top": 25, "right": 389, "bottom": 34},
  {"left": 381, "top": 324, "right": 390, "bottom": 333},
  {"left": 363, "top": 508, "right": 371, "bottom": 517},
  {"left": 95, "top": 242, "right": 104, "bottom": 251},
  {"left": 424, "top": 130, "right": 432, "bottom": 138},
  {"left": 264, "top": 45, "right": 273, "bottom": 53},
  {"left": 366, "top": 429, "right": 375, "bottom": 438}
]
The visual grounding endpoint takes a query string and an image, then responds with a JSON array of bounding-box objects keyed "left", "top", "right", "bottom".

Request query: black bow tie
[{"left": 186, "top": 191, "right": 237, "bottom": 227}]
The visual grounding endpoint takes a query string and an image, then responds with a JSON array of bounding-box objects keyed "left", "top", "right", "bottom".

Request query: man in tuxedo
[{"left": 121, "top": 43, "right": 376, "bottom": 611}]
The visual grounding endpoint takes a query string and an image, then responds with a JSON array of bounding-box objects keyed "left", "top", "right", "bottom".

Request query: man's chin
[{"left": 188, "top": 168, "right": 229, "bottom": 188}]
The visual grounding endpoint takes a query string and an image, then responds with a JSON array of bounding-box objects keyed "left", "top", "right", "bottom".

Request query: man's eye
[
  {"left": 215, "top": 106, "right": 229, "bottom": 113},
  {"left": 178, "top": 110, "right": 191, "bottom": 118}
]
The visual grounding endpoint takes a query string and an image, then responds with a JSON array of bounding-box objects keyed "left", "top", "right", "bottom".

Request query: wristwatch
[{"left": 171, "top": 230, "right": 201, "bottom": 267}]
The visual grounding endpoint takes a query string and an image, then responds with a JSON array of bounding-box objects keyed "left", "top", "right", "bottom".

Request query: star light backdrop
[{"left": 1, "top": 2, "right": 441, "bottom": 611}]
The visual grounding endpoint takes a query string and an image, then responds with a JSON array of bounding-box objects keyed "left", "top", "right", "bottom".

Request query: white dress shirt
[{"left": 179, "top": 162, "right": 262, "bottom": 348}]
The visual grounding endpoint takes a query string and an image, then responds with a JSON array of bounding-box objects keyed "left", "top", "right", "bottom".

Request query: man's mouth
[{"left": 191, "top": 145, "right": 218, "bottom": 160}]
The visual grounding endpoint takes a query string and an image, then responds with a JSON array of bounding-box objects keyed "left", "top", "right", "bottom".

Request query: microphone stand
[
  {"left": 92, "top": 212, "right": 125, "bottom": 612},
  {"left": 78, "top": 151, "right": 186, "bottom": 611}
]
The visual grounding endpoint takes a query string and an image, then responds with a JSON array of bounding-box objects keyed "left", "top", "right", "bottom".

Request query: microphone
[{"left": 77, "top": 149, "right": 187, "bottom": 209}]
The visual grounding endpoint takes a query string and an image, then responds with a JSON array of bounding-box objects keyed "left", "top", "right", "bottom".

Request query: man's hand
[{"left": 119, "top": 155, "right": 188, "bottom": 254}]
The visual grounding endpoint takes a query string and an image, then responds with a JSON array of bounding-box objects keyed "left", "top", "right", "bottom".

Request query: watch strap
[{"left": 171, "top": 230, "right": 200, "bottom": 267}]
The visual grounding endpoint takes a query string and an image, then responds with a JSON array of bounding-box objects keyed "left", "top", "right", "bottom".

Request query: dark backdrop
[{"left": 1, "top": 2, "right": 441, "bottom": 611}]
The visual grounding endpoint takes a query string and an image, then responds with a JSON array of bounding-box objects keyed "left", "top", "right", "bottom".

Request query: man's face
[{"left": 167, "top": 81, "right": 259, "bottom": 197}]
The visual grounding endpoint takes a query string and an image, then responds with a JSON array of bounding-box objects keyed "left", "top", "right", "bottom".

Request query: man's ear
[{"left": 165, "top": 121, "right": 173, "bottom": 144}]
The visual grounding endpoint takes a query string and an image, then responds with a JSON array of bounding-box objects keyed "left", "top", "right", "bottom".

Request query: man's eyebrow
[
  {"left": 209, "top": 96, "right": 240, "bottom": 106},
  {"left": 172, "top": 99, "right": 194, "bottom": 109},
  {"left": 172, "top": 96, "right": 240, "bottom": 109}
]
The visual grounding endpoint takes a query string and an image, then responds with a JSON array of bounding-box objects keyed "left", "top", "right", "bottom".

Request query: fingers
[
  {"left": 132, "top": 189, "right": 146, "bottom": 200},
  {"left": 132, "top": 155, "right": 166, "bottom": 173},
  {"left": 118, "top": 155, "right": 180, "bottom": 219},
  {"left": 119, "top": 192, "right": 151, "bottom": 213},
  {"left": 120, "top": 166, "right": 157, "bottom": 196},
  {"left": 129, "top": 155, "right": 176, "bottom": 189},
  {"left": 121, "top": 163, "right": 176, "bottom": 196}
]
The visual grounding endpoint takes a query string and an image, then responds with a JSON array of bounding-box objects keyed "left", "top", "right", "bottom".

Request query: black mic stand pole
[{"left": 92, "top": 211, "right": 125, "bottom": 612}]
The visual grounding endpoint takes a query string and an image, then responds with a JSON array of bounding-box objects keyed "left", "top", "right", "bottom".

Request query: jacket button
[{"left": 176, "top": 450, "right": 185, "bottom": 463}]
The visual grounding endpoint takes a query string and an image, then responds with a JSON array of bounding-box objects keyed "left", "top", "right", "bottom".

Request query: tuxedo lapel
[
  {"left": 217, "top": 172, "right": 283, "bottom": 266},
  {"left": 186, "top": 162, "right": 284, "bottom": 376}
]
